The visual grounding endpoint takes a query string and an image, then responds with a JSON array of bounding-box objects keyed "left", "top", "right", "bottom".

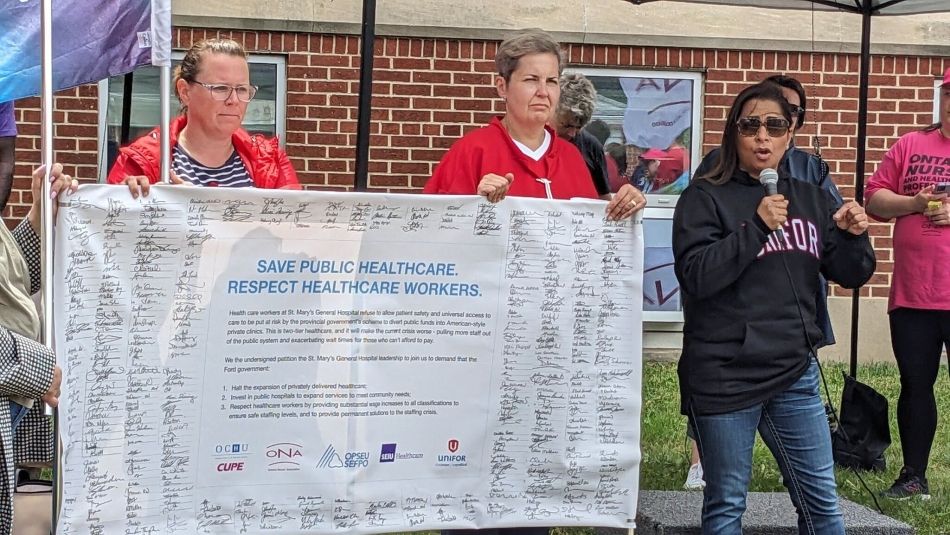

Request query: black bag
[{"left": 831, "top": 372, "right": 890, "bottom": 471}]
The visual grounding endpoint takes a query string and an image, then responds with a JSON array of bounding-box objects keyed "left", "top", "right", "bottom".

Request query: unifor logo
[
  {"left": 448, "top": 439, "right": 460, "bottom": 453},
  {"left": 265, "top": 442, "right": 303, "bottom": 470},
  {"left": 317, "top": 444, "right": 370, "bottom": 469},
  {"left": 380, "top": 443, "right": 397, "bottom": 463}
]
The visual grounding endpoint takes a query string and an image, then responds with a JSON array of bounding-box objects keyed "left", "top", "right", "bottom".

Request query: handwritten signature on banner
[{"left": 54, "top": 186, "right": 644, "bottom": 535}]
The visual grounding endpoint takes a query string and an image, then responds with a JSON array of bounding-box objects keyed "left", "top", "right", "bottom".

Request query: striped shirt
[{"left": 172, "top": 144, "right": 253, "bottom": 187}]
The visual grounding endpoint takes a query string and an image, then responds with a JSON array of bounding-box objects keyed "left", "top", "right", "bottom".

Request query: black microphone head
[{"left": 759, "top": 168, "right": 779, "bottom": 195}]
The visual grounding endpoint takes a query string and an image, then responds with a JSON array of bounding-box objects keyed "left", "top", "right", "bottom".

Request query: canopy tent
[{"left": 627, "top": 0, "right": 948, "bottom": 15}]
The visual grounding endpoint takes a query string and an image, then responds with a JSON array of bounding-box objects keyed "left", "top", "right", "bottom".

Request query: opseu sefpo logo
[
  {"left": 317, "top": 444, "right": 370, "bottom": 469},
  {"left": 437, "top": 439, "right": 466, "bottom": 466},
  {"left": 265, "top": 442, "right": 303, "bottom": 471}
]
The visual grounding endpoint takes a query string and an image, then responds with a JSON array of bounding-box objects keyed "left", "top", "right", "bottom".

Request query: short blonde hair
[
  {"left": 494, "top": 29, "right": 564, "bottom": 82},
  {"left": 174, "top": 38, "right": 248, "bottom": 113}
]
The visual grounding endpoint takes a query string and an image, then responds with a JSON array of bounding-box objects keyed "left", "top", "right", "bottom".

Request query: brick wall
[{"left": 6, "top": 28, "right": 947, "bottom": 298}]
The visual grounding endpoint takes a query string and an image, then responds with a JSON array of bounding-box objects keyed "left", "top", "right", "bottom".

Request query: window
[
  {"left": 570, "top": 68, "right": 703, "bottom": 323},
  {"left": 641, "top": 206, "right": 682, "bottom": 322},
  {"left": 570, "top": 68, "right": 703, "bottom": 209},
  {"left": 933, "top": 79, "right": 946, "bottom": 124},
  {"left": 97, "top": 53, "right": 286, "bottom": 181}
]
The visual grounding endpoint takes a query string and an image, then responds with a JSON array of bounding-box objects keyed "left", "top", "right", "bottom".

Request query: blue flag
[{"left": 0, "top": 0, "right": 171, "bottom": 103}]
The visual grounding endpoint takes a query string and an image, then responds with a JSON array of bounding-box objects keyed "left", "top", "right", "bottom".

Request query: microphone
[
  {"left": 758, "top": 168, "right": 784, "bottom": 239},
  {"left": 759, "top": 168, "right": 779, "bottom": 196}
]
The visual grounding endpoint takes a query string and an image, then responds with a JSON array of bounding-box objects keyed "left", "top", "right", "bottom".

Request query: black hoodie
[{"left": 672, "top": 169, "right": 875, "bottom": 415}]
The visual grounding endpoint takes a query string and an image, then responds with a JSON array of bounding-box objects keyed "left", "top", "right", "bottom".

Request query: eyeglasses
[
  {"left": 737, "top": 116, "right": 790, "bottom": 137},
  {"left": 192, "top": 81, "right": 258, "bottom": 102}
]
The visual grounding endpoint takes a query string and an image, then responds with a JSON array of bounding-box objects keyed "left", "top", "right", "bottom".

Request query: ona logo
[
  {"left": 447, "top": 439, "right": 459, "bottom": 453},
  {"left": 265, "top": 442, "right": 303, "bottom": 470}
]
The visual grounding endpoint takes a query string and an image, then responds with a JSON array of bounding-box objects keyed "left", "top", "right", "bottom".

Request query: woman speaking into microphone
[{"left": 671, "top": 82, "right": 875, "bottom": 535}]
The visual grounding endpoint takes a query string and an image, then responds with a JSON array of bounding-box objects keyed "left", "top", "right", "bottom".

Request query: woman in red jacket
[
  {"left": 423, "top": 29, "right": 644, "bottom": 217},
  {"left": 107, "top": 38, "right": 299, "bottom": 196}
]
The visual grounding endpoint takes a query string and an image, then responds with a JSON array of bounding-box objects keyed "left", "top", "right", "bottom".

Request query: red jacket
[
  {"left": 424, "top": 117, "right": 597, "bottom": 200},
  {"left": 107, "top": 115, "right": 300, "bottom": 189}
]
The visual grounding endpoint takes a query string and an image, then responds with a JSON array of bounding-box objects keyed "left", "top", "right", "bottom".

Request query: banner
[
  {"left": 54, "top": 186, "right": 644, "bottom": 534},
  {"left": 0, "top": 0, "right": 171, "bottom": 103},
  {"left": 620, "top": 77, "right": 693, "bottom": 151}
]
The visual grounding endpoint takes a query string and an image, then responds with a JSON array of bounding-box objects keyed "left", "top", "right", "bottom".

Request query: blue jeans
[
  {"left": 10, "top": 401, "right": 29, "bottom": 432},
  {"left": 689, "top": 360, "right": 844, "bottom": 535}
]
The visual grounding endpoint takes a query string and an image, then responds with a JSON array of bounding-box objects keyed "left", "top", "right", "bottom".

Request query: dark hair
[
  {"left": 586, "top": 119, "right": 611, "bottom": 145},
  {"left": 764, "top": 74, "right": 807, "bottom": 129},
  {"left": 700, "top": 82, "right": 792, "bottom": 185},
  {"left": 605, "top": 142, "right": 626, "bottom": 174},
  {"left": 174, "top": 38, "right": 248, "bottom": 114},
  {"left": 495, "top": 29, "right": 564, "bottom": 82}
]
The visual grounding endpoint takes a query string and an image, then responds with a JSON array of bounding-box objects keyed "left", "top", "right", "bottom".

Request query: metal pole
[
  {"left": 120, "top": 72, "right": 135, "bottom": 144},
  {"left": 160, "top": 65, "right": 171, "bottom": 183},
  {"left": 849, "top": 0, "right": 872, "bottom": 378},
  {"left": 354, "top": 0, "right": 377, "bottom": 191},
  {"left": 39, "top": 1, "right": 60, "bottom": 530}
]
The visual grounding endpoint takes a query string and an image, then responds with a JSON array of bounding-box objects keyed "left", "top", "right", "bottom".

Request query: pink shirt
[{"left": 866, "top": 129, "right": 950, "bottom": 311}]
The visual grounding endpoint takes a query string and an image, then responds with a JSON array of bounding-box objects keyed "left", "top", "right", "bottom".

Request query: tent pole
[
  {"left": 120, "top": 73, "right": 134, "bottom": 144},
  {"left": 354, "top": 0, "right": 377, "bottom": 192},
  {"left": 849, "top": 0, "right": 872, "bottom": 378}
]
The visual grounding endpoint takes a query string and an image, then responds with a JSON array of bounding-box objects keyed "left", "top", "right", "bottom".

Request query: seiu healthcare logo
[
  {"left": 436, "top": 438, "right": 467, "bottom": 466},
  {"left": 265, "top": 442, "right": 303, "bottom": 471},
  {"left": 379, "top": 442, "right": 424, "bottom": 463},
  {"left": 380, "top": 443, "right": 396, "bottom": 463},
  {"left": 317, "top": 444, "right": 369, "bottom": 469}
]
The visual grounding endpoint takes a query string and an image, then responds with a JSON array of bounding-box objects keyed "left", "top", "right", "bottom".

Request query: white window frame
[
  {"left": 640, "top": 205, "right": 683, "bottom": 323},
  {"left": 568, "top": 68, "right": 702, "bottom": 324},
  {"left": 97, "top": 52, "right": 287, "bottom": 182},
  {"left": 933, "top": 79, "right": 944, "bottom": 124}
]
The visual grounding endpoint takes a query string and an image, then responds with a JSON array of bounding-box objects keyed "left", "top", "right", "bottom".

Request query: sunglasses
[{"left": 737, "top": 116, "right": 790, "bottom": 137}]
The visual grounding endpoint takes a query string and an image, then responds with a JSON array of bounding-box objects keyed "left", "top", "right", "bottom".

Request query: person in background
[
  {"left": 0, "top": 102, "right": 15, "bottom": 212},
  {"left": 1, "top": 163, "right": 74, "bottom": 535},
  {"left": 585, "top": 119, "right": 627, "bottom": 193},
  {"left": 685, "top": 74, "right": 843, "bottom": 490},
  {"left": 605, "top": 142, "right": 629, "bottom": 193},
  {"left": 674, "top": 81, "right": 874, "bottom": 534},
  {"left": 424, "top": 28, "right": 644, "bottom": 535},
  {"left": 864, "top": 67, "right": 950, "bottom": 501},
  {"left": 108, "top": 37, "right": 299, "bottom": 196},
  {"left": 630, "top": 148, "right": 670, "bottom": 193},
  {"left": 585, "top": 118, "right": 610, "bottom": 146},
  {"left": 657, "top": 134, "right": 690, "bottom": 188},
  {"left": 550, "top": 72, "right": 611, "bottom": 198}
]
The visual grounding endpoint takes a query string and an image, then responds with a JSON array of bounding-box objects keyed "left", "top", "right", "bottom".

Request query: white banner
[
  {"left": 620, "top": 77, "right": 693, "bottom": 150},
  {"left": 54, "top": 186, "right": 644, "bottom": 534}
]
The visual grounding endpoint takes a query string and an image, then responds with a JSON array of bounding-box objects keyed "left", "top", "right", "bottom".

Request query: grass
[
  {"left": 389, "top": 361, "right": 949, "bottom": 535},
  {"left": 641, "top": 361, "right": 950, "bottom": 535}
]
